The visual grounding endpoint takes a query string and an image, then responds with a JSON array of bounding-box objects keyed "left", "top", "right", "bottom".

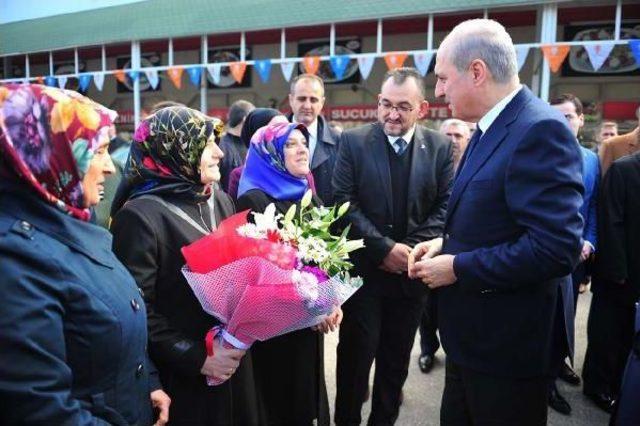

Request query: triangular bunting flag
[
  {"left": 255, "top": 59, "right": 272, "bottom": 83},
  {"left": 280, "top": 61, "right": 295, "bottom": 82},
  {"left": 35, "top": 76, "right": 44, "bottom": 85},
  {"left": 187, "top": 66, "right": 202, "bottom": 87},
  {"left": 303, "top": 56, "right": 320, "bottom": 75},
  {"left": 78, "top": 74, "right": 92, "bottom": 92},
  {"left": 230, "top": 62, "right": 247, "bottom": 84},
  {"left": 541, "top": 44, "right": 570, "bottom": 73},
  {"left": 93, "top": 73, "right": 105, "bottom": 91},
  {"left": 207, "top": 64, "right": 222, "bottom": 85},
  {"left": 330, "top": 55, "right": 350, "bottom": 80},
  {"left": 57, "top": 76, "right": 68, "bottom": 89},
  {"left": 628, "top": 39, "right": 640, "bottom": 66},
  {"left": 114, "top": 69, "right": 126, "bottom": 83},
  {"left": 384, "top": 52, "right": 408, "bottom": 70},
  {"left": 584, "top": 43, "right": 615, "bottom": 71},
  {"left": 515, "top": 46, "right": 529, "bottom": 72},
  {"left": 44, "top": 76, "right": 57, "bottom": 87},
  {"left": 167, "top": 67, "right": 184, "bottom": 89},
  {"left": 357, "top": 56, "right": 375, "bottom": 80},
  {"left": 127, "top": 70, "right": 139, "bottom": 83},
  {"left": 145, "top": 69, "right": 160, "bottom": 89},
  {"left": 413, "top": 52, "right": 434, "bottom": 76}
]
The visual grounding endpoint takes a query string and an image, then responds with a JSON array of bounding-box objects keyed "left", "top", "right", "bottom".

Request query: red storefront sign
[{"left": 602, "top": 102, "right": 640, "bottom": 120}]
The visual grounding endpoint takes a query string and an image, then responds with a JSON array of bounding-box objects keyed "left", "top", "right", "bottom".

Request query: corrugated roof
[{"left": 0, "top": 0, "right": 559, "bottom": 56}]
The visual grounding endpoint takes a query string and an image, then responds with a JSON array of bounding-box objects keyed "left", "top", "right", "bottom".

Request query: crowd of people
[{"left": 1, "top": 18, "right": 639, "bottom": 426}]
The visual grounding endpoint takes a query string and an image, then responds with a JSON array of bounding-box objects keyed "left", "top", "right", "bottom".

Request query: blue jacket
[
  {"left": 0, "top": 182, "right": 157, "bottom": 425},
  {"left": 439, "top": 87, "right": 584, "bottom": 377},
  {"left": 580, "top": 146, "right": 599, "bottom": 249}
]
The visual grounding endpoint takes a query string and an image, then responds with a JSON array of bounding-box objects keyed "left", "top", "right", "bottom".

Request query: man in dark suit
[
  {"left": 288, "top": 73, "right": 340, "bottom": 206},
  {"left": 409, "top": 19, "right": 583, "bottom": 425},
  {"left": 333, "top": 67, "right": 453, "bottom": 425},
  {"left": 582, "top": 150, "right": 640, "bottom": 414}
]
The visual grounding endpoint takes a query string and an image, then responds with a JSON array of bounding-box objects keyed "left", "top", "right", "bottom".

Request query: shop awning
[{"left": 0, "top": 0, "right": 562, "bottom": 56}]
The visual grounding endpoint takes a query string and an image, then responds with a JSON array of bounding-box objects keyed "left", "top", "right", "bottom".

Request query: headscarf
[
  {"left": 239, "top": 108, "right": 281, "bottom": 148},
  {"left": 238, "top": 121, "right": 310, "bottom": 201},
  {"left": 0, "top": 83, "right": 116, "bottom": 221},
  {"left": 125, "top": 106, "right": 223, "bottom": 202}
]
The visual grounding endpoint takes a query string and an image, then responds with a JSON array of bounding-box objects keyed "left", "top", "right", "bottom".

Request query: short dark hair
[
  {"left": 381, "top": 67, "right": 426, "bottom": 99},
  {"left": 227, "top": 100, "right": 255, "bottom": 127},
  {"left": 550, "top": 93, "right": 583, "bottom": 115},
  {"left": 290, "top": 73, "right": 325, "bottom": 95},
  {"left": 150, "top": 100, "right": 184, "bottom": 114}
]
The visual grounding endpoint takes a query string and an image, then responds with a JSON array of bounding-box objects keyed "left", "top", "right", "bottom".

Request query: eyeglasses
[{"left": 378, "top": 101, "right": 414, "bottom": 114}]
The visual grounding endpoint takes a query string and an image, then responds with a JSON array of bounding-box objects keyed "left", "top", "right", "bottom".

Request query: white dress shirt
[
  {"left": 477, "top": 85, "right": 522, "bottom": 137},
  {"left": 306, "top": 119, "right": 319, "bottom": 161},
  {"left": 386, "top": 125, "right": 416, "bottom": 150}
]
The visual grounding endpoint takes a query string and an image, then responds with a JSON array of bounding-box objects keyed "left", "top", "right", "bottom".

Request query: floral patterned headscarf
[
  {"left": 0, "top": 83, "right": 116, "bottom": 221},
  {"left": 125, "top": 106, "right": 224, "bottom": 202},
  {"left": 237, "top": 121, "right": 309, "bottom": 201}
]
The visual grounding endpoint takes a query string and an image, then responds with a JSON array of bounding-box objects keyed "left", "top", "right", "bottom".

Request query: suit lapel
[
  {"left": 371, "top": 124, "right": 393, "bottom": 216},
  {"left": 406, "top": 127, "right": 430, "bottom": 230},
  {"left": 310, "top": 118, "right": 335, "bottom": 170},
  {"left": 446, "top": 87, "right": 530, "bottom": 221}
]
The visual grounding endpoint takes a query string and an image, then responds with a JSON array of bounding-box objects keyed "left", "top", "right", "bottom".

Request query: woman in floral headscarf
[
  {"left": 111, "top": 106, "right": 259, "bottom": 425},
  {"left": 236, "top": 121, "right": 342, "bottom": 426},
  {"left": 0, "top": 83, "right": 170, "bottom": 425}
]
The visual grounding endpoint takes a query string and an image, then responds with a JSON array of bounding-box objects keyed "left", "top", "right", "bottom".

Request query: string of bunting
[{"left": 18, "top": 40, "right": 640, "bottom": 91}]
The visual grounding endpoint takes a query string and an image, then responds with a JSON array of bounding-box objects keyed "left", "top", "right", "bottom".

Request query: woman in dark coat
[
  {"left": 236, "top": 121, "right": 342, "bottom": 426},
  {"left": 111, "top": 106, "right": 258, "bottom": 425},
  {"left": 0, "top": 84, "right": 169, "bottom": 425}
]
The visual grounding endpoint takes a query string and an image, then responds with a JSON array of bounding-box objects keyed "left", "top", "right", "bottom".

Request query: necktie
[
  {"left": 457, "top": 129, "right": 483, "bottom": 176},
  {"left": 394, "top": 138, "right": 408, "bottom": 155}
]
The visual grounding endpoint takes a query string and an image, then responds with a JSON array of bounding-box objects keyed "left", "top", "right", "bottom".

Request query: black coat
[
  {"left": 332, "top": 122, "right": 453, "bottom": 296},
  {"left": 236, "top": 189, "right": 330, "bottom": 426},
  {"left": 0, "top": 183, "right": 156, "bottom": 426},
  {"left": 111, "top": 191, "right": 259, "bottom": 425},
  {"left": 289, "top": 114, "right": 340, "bottom": 207},
  {"left": 593, "top": 151, "right": 640, "bottom": 306},
  {"left": 219, "top": 132, "right": 248, "bottom": 193}
]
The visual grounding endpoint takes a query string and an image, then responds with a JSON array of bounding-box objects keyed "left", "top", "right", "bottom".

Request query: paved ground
[{"left": 323, "top": 291, "right": 611, "bottom": 425}]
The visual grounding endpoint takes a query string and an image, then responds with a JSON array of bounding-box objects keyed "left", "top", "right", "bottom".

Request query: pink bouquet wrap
[{"left": 181, "top": 210, "right": 362, "bottom": 385}]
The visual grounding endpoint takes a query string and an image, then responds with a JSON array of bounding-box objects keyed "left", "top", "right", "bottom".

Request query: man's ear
[
  {"left": 469, "top": 59, "right": 489, "bottom": 87},
  {"left": 418, "top": 100, "right": 430, "bottom": 119}
]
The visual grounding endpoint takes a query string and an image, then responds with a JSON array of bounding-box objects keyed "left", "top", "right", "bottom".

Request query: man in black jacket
[
  {"left": 333, "top": 67, "right": 453, "bottom": 425},
  {"left": 288, "top": 73, "right": 340, "bottom": 206},
  {"left": 583, "top": 151, "right": 640, "bottom": 413},
  {"left": 219, "top": 99, "right": 254, "bottom": 192}
]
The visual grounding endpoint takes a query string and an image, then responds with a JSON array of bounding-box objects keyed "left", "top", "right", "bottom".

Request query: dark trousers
[
  {"left": 571, "top": 262, "right": 587, "bottom": 312},
  {"left": 582, "top": 290, "right": 636, "bottom": 397},
  {"left": 550, "top": 286, "right": 571, "bottom": 389},
  {"left": 440, "top": 359, "right": 548, "bottom": 426},
  {"left": 335, "top": 278, "right": 426, "bottom": 425},
  {"left": 419, "top": 290, "right": 440, "bottom": 356}
]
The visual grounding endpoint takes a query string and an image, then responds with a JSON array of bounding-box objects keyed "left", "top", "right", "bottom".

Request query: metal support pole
[
  {"left": 132, "top": 41, "right": 141, "bottom": 129},
  {"left": 330, "top": 24, "right": 336, "bottom": 57},
  {"left": 376, "top": 19, "right": 383, "bottom": 54},
  {"left": 539, "top": 3, "right": 557, "bottom": 102},
  {"left": 240, "top": 32, "right": 246, "bottom": 62},
  {"left": 483, "top": 9, "right": 488, "bottom": 19},
  {"left": 614, "top": 0, "right": 622, "bottom": 40},
  {"left": 74, "top": 48, "right": 79, "bottom": 75},
  {"left": 280, "top": 29, "right": 286, "bottom": 60},
  {"left": 200, "top": 35, "right": 208, "bottom": 113},
  {"left": 427, "top": 14, "right": 434, "bottom": 50},
  {"left": 168, "top": 38, "right": 174, "bottom": 66},
  {"left": 49, "top": 51, "right": 54, "bottom": 75},
  {"left": 101, "top": 45, "right": 106, "bottom": 72}
]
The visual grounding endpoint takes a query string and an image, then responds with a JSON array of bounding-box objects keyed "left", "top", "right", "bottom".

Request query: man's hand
[
  {"left": 407, "top": 238, "right": 443, "bottom": 279},
  {"left": 314, "top": 306, "right": 343, "bottom": 333},
  {"left": 150, "top": 389, "right": 171, "bottom": 426},
  {"left": 580, "top": 241, "right": 593, "bottom": 262},
  {"left": 409, "top": 254, "right": 457, "bottom": 289},
  {"left": 380, "top": 243, "right": 412, "bottom": 274},
  {"left": 200, "top": 346, "right": 245, "bottom": 382}
]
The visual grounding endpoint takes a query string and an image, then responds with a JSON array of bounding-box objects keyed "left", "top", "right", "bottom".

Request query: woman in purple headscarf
[{"left": 236, "top": 121, "right": 341, "bottom": 426}]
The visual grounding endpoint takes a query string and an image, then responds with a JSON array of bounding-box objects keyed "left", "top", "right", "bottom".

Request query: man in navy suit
[
  {"left": 548, "top": 93, "right": 600, "bottom": 414},
  {"left": 408, "top": 19, "right": 583, "bottom": 424}
]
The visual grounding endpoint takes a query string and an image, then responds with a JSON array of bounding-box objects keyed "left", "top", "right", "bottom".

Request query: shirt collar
[
  {"left": 305, "top": 119, "right": 319, "bottom": 140},
  {"left": 387, "top": 125, "right": 417, "bottom": 146},
  {"left": 477, "top": 85, "right": 522, "bottom": 135}
]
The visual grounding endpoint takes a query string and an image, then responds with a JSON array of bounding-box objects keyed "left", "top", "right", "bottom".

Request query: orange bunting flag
[
  {"left": 384, "top": 52, "right": 408, "bottom": 70},
  {"left": 541, "top": 44, "right": 570, "bottom": 73},
  {"left": 113, "top": 69, "right": 127, "bottom": 83},
  {"left": 230, "top": 62, "right": 247, "bottom": 84},
  {"left": 167, "top": 67, "right": 184, "bottom": 89},
  {"left": 303, "top": 56, "right": 321, "bottom": 75}
]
